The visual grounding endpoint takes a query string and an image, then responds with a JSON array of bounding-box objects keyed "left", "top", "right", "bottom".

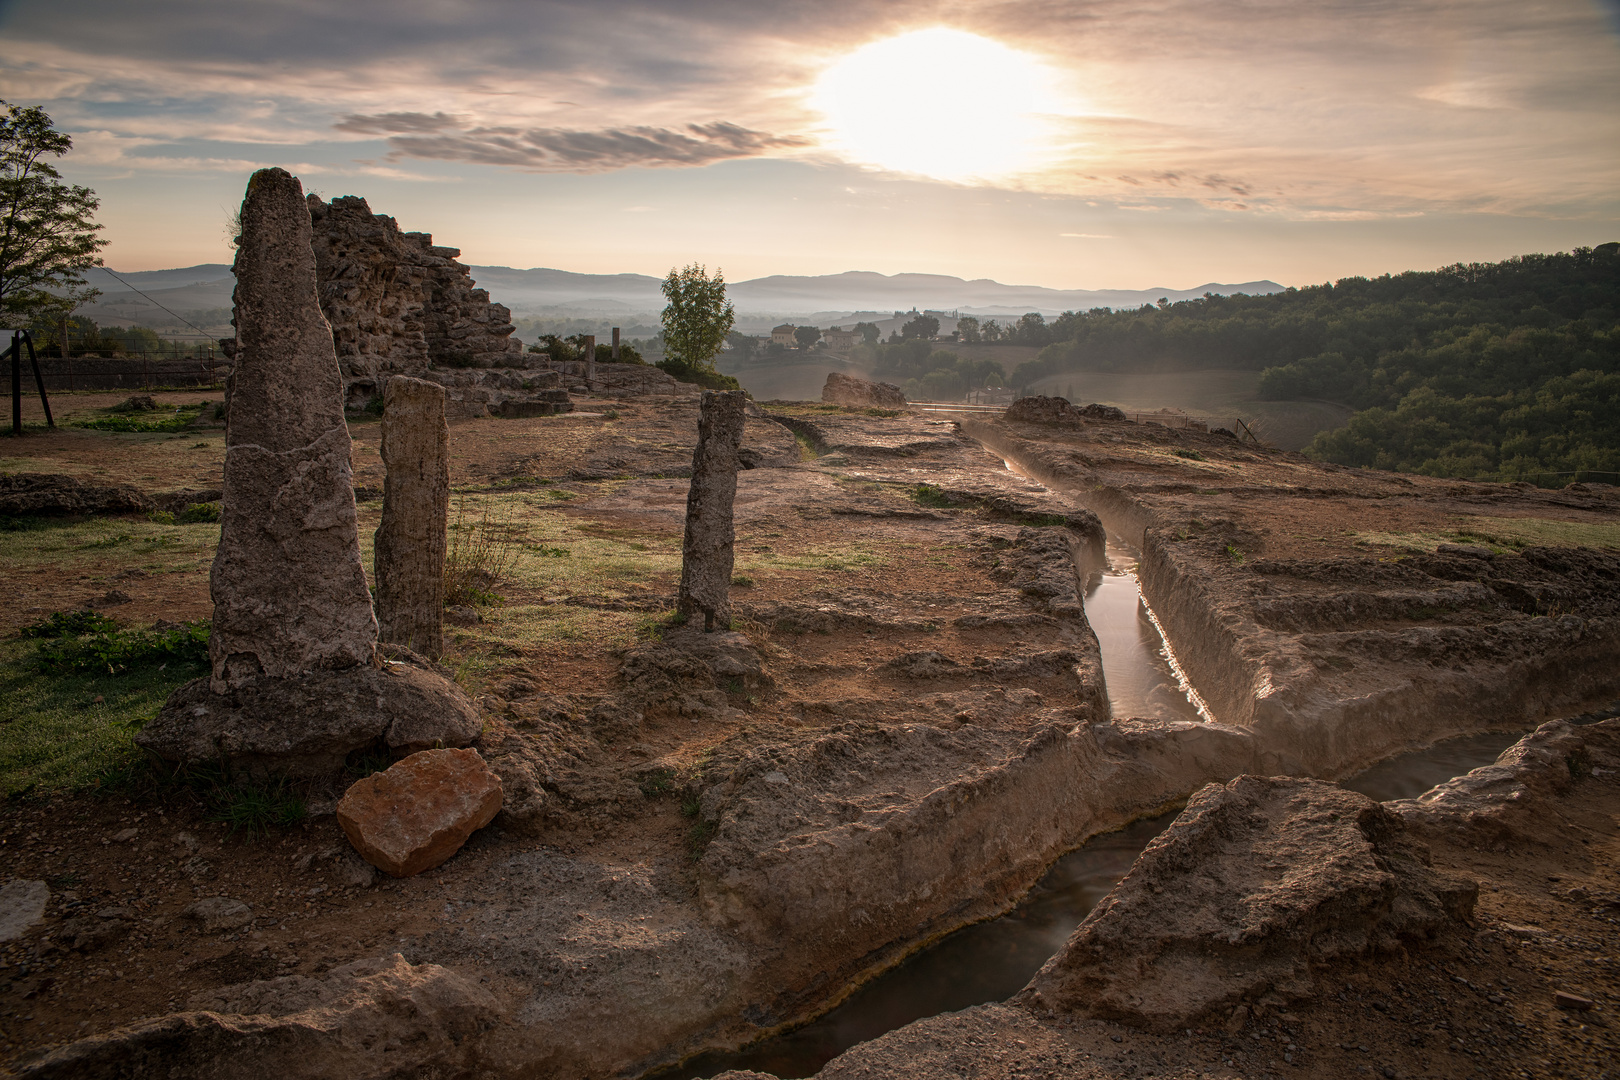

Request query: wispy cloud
[{"left": 347, "top": 117, "right": 810, "bottom": 172}]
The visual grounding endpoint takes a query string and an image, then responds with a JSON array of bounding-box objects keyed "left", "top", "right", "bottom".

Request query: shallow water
[
  {"left": 1341, "top": 728, "right": 1530, "bottom": 802},
  {"left": 665, "top": 813, "right": 1178, "bottom": 1080},
  {"left": 660, "top": 492, "right": 1610, "bottom": 1079},
  {"left": 667, "top": 720, "right": 1544, "bottom": 1079},
  {"left": 1084, "top": 537, "right": 1209, "bottom": 722}
]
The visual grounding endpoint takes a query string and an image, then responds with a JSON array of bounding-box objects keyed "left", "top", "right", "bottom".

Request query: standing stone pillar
[
  {"left": 209, "top": 167, "right": 377, "bottom": 693},
  {"left": 583, "top": 334, "right": 596, "bottom": 388},
  {"left": 677, "top": 390, "right": 748, "bottom": 632},
  {"left": 375, "top": 376, "right": 449, "bottom": 658},
  {"left": 611, "top": 327, "right": 620, "bottom": 361}
]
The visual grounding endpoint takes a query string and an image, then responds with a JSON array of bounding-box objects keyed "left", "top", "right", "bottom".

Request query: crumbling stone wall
[{"left": 306, "top": 195, "right": 521, "bottom": 405}]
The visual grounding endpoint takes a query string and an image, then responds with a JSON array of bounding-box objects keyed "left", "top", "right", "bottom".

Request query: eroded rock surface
[
  {"left": 15, "top": 954, "right": 502, "bottom": 1080},
  {"left": 0, "top": 473, "right": 151, "bottom": 517},
  {"left": 338, "top": 748, "right": 503, "bottom": 877},
  {"left": 1024, "top": 775, "right": 1476, "bottom": 1029},
  {"left": 139, "top": 650, "right": 480, "bottom": 777},
  {"left": 374, "top": 376, "right": 448, "bottom": 658},
  {"left": 210, "top": 167, "right": 376, "bottom": 690},
  {"left": 822, "top": 371, "right": 906, "bottom": 409}
]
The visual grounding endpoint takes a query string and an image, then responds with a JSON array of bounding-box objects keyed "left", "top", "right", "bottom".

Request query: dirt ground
[{"left": 2, "top": 393, "right": 1617, "bottom": 1078}]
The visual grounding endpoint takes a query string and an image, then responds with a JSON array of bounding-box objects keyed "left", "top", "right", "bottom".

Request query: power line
[{"left": 91, "top": 267, "right": 220, "bottom": 339}]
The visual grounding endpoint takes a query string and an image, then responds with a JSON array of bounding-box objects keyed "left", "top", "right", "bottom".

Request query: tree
[
  {"left": 725, "top": 330, "right": 757, "bottom": 362},
  {"left": 901, "top": 314, "right": 940, "bottom": 340},
  {"left": 660, "top": 263, "right": 735, "bottom": 372},
  {"left": 853, "top": 321, "right": 881, "bottom": 345},
  {"left": 956, "top": 315, "right": 981, "bottom": 344},
  {"left": 794, "top": 325, "right": 821, "bottom": 350},
  {"left": 0, "top": 102, "right": 106, "bottom": 325}
]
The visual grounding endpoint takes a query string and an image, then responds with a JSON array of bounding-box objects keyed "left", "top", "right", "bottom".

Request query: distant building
[
  {"left": 822, "top": 328, "right": 859, "bottom": 351},
  {"left": 771, "top": 324, "right": 797, "bottom": 347},
  {"left": 966, "top": 386, "right": 1016, "bottom": 405}
]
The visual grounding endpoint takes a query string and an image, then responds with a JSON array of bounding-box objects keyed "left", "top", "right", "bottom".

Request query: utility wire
[{"left": 91, "top": 267, "right": 221, "bottom": 340}]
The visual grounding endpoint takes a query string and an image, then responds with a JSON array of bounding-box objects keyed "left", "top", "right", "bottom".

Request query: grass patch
[
  {"left": 792, "top": 431, "right": 821, "bottom": 461},
  {"left": 0, "top": 515, "right": 218, "bottom": 577},
  {"left": 1354, "top": 516, "right": 1620, "bottom": 555},
  {"left": 1461, "top": 516, "right": 1620, "bottom": 551},
  {"left": 0, "top": 639, "right": 204, "bottom": 797},
  {"left": 912, "top": 484, "right": 957, "bottom": 509},
  {"left": 72, "top": 403, "right": 207, "bottom": 433},
  {"left": 30, "top": 619, "right": 209, "bottom": 676},
  {"left": 1173, "top": 448, "right": 1206, "bottom": 461}
]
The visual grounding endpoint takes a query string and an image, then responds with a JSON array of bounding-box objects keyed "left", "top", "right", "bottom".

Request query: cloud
[
  {"left": 334, "top": 112, "right": 460, "bottom": 135},
  {"left": 374, "top": 120, "right": 810, "bottom": 172},
  {"left": 1059, "top": 233, "right": 1114, "bottom": 238}
]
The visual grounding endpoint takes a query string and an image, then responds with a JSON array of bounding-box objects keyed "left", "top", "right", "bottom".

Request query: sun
[{"left": 812, "top": 28, "right": 1057, "bottom": 181}]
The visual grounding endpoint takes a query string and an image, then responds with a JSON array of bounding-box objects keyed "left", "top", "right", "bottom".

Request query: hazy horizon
[{"left": 2, "top": 1, "right": 1616, "bottom": 289}]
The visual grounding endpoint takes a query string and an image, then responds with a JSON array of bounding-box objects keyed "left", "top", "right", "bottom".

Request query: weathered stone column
[
  {"left": 210, "top": 167, "right": 377, "bottom": 692},
  {"left": 677, "top": 389, "right": 748, "bottom": 631},
  {"left": 583, "top": 334, "right": 596, "bottom": 388},
  {"left": 611, "top": 327, "right": 620, "bottom": 361},
  {"left": 374, "top": 376, "right": 449, "bottom": 658}
]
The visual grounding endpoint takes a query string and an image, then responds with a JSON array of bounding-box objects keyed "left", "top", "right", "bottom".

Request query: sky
[{"left": 2, "top": 0, "right": 1618, "bottom": 290}]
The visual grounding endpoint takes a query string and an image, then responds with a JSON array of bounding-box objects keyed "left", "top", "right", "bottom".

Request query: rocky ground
[{"left": 1, "top": 392, "right": 1617, "bottom": 1078}]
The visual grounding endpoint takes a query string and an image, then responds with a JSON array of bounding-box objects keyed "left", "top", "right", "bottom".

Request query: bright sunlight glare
[{"left": 813, "top": 28, "right": 1059, "bottom": 182}]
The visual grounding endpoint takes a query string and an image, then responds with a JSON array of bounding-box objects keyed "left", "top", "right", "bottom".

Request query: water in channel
[{"left": 662, "top": 523, "right": 1563, "bottom": 1079}]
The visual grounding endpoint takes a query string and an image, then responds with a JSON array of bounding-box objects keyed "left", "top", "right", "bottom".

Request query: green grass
[
  {"left": 0, "top": 639, "right": 204, "bottom": 797},
  {"left": 72, "top": 402, "right": 208, "bottom": 433},
  {"left": 0, "top": 515, "right": 218, "bottom": 577},
  {"left": 1355, "top": 516, "right": 1620, "bottom": 554}
]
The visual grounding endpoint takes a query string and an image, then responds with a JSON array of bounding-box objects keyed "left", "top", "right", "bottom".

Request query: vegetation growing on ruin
[{"left": 1009, "top": 244, "right": 1620, "bottom": 483}]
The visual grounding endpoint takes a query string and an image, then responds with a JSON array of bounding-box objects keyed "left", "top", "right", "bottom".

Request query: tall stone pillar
[
  {"left": 375, "top": 376, "right": 449, "bottom": 658},
  {"left": 677, "top": 390, "right": 748, "bottom": 632},
  {"left": 583, "top": 334, "right": 596, "bottom": 388},
  {"left": 209, "top": 167, "right": 377, "bottom": 693},
  {"left": 611, "top": 327, "right": 620, "bottom": 361}
]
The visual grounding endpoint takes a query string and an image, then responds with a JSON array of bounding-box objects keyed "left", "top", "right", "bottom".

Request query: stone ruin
[
  {"left": 307, "top": 194, "right": 523, "bottom": 401},
  {"left": 822, "top": 370, "right": 906, "bottom": 409},
  {"left": 304, "top": 193, "right": 684, "bottom": 415},
  {"left": 137, "top": 168, "right": 480, "bottom": 778},
  {"left": 677, "top": 389, "right": 748, "bottom": 631}
]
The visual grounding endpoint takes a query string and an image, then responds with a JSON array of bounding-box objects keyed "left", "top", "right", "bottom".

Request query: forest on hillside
[{"left": 1012, "top": 244, "right": 1620, "bottom": 483}]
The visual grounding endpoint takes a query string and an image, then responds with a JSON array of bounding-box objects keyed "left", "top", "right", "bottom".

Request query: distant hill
[{"left": 75, "top": 263, "right": 1283, "bottom": 325}]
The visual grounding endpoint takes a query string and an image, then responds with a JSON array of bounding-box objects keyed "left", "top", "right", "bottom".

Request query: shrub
[
  {"left": 656, "top": 358, "right": 742, "bottom": 392},
  {"left": 177, "top": 501, "right": 221, "bottom": 523},
  {"left": 443, "top": 495, "right": 519, "bottom": 606}
]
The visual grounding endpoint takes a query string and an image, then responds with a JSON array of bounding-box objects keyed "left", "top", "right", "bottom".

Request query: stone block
[
  {"left": 677, "top": 389, "right": 748, "bottom": 631},
  {"left": 338, "top": 748, "right": 503, "bottom": 877},
  {"left": 210, "top": 167, "right": 376, "bottom": 692},
  {"left": 375, "top": 376, "right": 449, "bottom": 658}
]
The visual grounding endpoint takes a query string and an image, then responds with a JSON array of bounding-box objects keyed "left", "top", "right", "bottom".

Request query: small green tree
[
  {"left": 853, "top": 321, "right": 881, "bottom": 345},
  {"left": 0, "top": 102, "right": 106, "bottom": 325},
  {"left": 794, "top": 325, "right": 821, "bottom": 350},
  {"left": 956, "top": 315, "right": 981, "bottom": 344},
  {"left": 660, "top": 263, "right": 735, "bottom": 372}
]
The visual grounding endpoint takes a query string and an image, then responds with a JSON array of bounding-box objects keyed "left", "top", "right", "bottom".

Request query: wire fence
[{"left": 15, "top": 356, "right": 230, "bottom": 392}]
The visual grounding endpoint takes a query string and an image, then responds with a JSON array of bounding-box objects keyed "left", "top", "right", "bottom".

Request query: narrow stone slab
[
  {"left": 338, "top": 749, "right": 503, "bottom": 877},
  {"left": 374, "top": 376, "right": 449, "bottom": 658},
  {"left": 211, "top": 167, "right": 376, "bottom": 691},
  {"left": 678, "top": 390, "right": 748, "bottom": 632}
]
